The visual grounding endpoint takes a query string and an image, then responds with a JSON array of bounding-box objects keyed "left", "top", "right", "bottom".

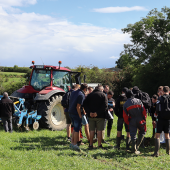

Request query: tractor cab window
[
  {"left": 52, "top": 71, "right": 71, "bottom": 92},
  {"left": 31, "top": 70, "right": 51, "bottom": 91}
]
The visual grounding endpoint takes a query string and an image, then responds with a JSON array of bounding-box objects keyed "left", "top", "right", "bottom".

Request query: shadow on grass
[
  {"left": 11, "top": 135, "right": 69, "bottom": 151},
  {"left": 91, "top": 145, "right": 155, "bottom": 159}
]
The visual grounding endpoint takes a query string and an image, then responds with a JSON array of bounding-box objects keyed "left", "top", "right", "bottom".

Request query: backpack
[
  {"left": 160, "top": 95, "right": 170, "bottom": 119},
  {"left": 162, "top": 95, "right": 170, "bottom": 111},
  {"left": 138, "top": 91, "right": 151, "bottom": 109},
  {"left": 61, "top": 91, "right": 71, "bottom": 108}
]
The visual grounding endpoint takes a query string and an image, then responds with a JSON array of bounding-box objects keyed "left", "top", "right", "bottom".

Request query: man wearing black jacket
[
  {"left": 153, "top": 86, "right": 170, "bottom": 157},
  {"left": 83, "top": 85, "right": 108, "bottom": 149},
  {"left": 0, "top": 92, "right": 15, "bottom": 132},
  {"left": 114, "top": 87, "right": 130, "bottom": 150}
]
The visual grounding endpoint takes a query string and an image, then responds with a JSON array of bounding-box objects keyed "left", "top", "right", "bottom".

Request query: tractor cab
[{"left": 30, "top": 66, "right": 71, "bottom": 92}]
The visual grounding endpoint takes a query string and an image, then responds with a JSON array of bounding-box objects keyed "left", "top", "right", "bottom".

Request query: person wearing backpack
[
  {"left": 153, "top": 86, "right": 170, "bottom": 157},
  {"left": 61, "top": 84, "right": 80, "bottom": 142},
  {"left": 132, "top": 86, "right": 151, "bottom": 112},
  {"left": 123, "top": 90, "right": 147, "bottom": 155}
]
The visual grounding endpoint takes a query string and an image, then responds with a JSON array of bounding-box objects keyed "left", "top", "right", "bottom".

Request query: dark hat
[
  {"left": 126, "top": 90, "right": 134, "bottom": 98},
  {"left": 122, "top": 87, "right": 128, "bottom": 94},
  {"left": 132, "top": 86, "right": 139, "bottom": 94}
]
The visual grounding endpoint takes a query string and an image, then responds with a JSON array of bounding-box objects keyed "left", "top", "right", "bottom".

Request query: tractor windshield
[
  {"left": 31, "top": 70, "right": 51, "bottom": 91},
  {"left": 52, "top": 71, "right": 71, "bottom": 92}
]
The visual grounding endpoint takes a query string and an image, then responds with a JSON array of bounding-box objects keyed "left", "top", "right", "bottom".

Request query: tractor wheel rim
[{"left": 51, "top": 103, "right": 64, "bottom": 125}]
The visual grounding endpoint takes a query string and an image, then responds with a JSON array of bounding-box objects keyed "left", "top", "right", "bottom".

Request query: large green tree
[{"left": 119, "top": 7, "right": 170, "bottom": 95}]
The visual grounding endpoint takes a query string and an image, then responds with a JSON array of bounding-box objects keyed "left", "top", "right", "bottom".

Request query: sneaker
[
  {"left": 77, "top": 140, "right": 84, "bottom": 146},
  {"left": 67, "top": 137, "right": 71, "bottom": 142},
  {"left": 69, "top": 143, "right": 73, "bottom": 149},
  {"left": 114, "top": 145, "right": 120, "bottom": 150},
  {"left": 88, "top": 145, "right": 94, "bottom": 150},
  {"left": 72, "top": 144, "right": 81, "bottom": 151}
]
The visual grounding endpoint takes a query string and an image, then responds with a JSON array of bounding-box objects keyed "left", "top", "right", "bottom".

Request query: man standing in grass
[
  {"left": 153, "top": 86, "right": 170, "bottom": 157},
  {"left": 114, "top": 87, "right": 130, "bottom": 150},
  {"left": 68, "top": 84, "right": 88, "bottom": 151},
  {"left": 0, "top": 92, "right": 15, "bottom": 133},
  {"left": 83, "top": 85, "right": 108, "bottom": 149},
  {"left": 123, "top": 90, "right": 147, "bottom": 154}
]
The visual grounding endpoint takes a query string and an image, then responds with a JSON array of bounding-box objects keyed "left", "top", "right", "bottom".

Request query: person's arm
[
  {"left": 123, "top": 105, "right": 129, "bottom": 125},
  {"left": 12, "top": 103, "right": 15, "bottom": 114},
  {"left": 76, "top": 103, "right": 82, "bottom": 118},
  {"left": 114, "top": 99, "right": 120, "bottom": 117},
  {"left": 141, "top": 103, "right": 147, "bottom": 120},
  {"left": 83, "top": 95, "right": 91, "bottom": 117}
]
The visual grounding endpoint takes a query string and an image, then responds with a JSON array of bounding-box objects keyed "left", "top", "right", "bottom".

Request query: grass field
[
  {"left": 0, "top": 72, "right": 26, "bottom": 87},
  {"left": 0, "top": 116, "right": 170, "bottom": 170},
  {"left": 0, "top": 72, "right": 26, "bottom": 75}
]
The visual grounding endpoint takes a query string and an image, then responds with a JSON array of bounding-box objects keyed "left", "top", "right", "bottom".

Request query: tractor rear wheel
[{"left": 37, "top": 95, "right": 66, "bottom": 131}]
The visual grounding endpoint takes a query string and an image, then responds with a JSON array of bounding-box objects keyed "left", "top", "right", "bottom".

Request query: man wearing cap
[
  {"left": 123, "top": 90, "right": 147, "bottom": 154},
  {"left": 114, "top": 87, "right": 130, "bottom": 150}
]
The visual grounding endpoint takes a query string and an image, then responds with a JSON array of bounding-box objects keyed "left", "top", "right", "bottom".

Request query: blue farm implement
[{"left": 0, "top": 96, "right": 41, "bottom": 130}]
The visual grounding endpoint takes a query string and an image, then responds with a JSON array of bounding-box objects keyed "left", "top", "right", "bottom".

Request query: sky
[{"left": 0, "top": 0, "right": 169, "bottom": 68}]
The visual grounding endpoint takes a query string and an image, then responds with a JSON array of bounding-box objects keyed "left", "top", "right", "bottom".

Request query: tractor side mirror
[{"left": 83, "top": 75, "right": 86, "bottom": 83}]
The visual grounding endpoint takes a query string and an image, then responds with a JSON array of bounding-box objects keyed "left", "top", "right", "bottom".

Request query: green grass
[
  {"left": 0, "top": 116, "right": 170, "bottom": 170},
  {"left": 0, "top": 72, "right": 26, "bottom": 87}
]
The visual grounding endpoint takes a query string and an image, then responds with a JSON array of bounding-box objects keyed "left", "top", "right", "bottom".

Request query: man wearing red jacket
[{"left": 123, "top": 90, "right": 147, "bottom": 154}]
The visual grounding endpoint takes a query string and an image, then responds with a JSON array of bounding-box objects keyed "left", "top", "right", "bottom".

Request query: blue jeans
[{"left": 69, "top": 113, "right": 82, "bottom": 132}]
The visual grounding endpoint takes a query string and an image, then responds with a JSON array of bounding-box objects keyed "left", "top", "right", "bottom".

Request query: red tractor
[{"left": 11, "top": 61, "right": 81, "bottom": 130}]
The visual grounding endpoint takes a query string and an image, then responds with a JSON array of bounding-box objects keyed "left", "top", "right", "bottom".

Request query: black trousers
[
  {"left": 1, "top": 116, "right": 13, "bottom": 132},
  {"left": 107, "top": 119, "right": 113, "bottom": 130}
]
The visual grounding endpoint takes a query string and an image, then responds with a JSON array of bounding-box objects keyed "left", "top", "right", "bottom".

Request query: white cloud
[
  {"left": 0, "top": 2, "right": 131, "bottom": 68},
  {"left": 93, "top": 6, "right": 148, "bottom": 13},
  {"left": 110, "top": 56, "right": 119, "bottom": 59},
  {"left": 0, "top": 0, "right": 37, "bottom": 7}
]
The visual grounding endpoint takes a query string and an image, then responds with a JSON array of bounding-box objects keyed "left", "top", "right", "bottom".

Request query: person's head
[
  {"left": 163, "top": 86, "right": 169, "bottom": 94},
  {"left": 152, "top": 94, "right": 158, "bottom": 103},
  {"left": 3, "top": 92, "right": 8, "bottom": 98},
  {"left": 107, "top": 91, "right": 114, "bottom": 99},
  {"left": 126, "top": 90, "right": 134, "bottom": 99},
  {"left": 95, "top": 85, "right": 104, "bottom": 92},
  {"left": 80, "top": 83, "right": 88, "bottom": 93},
  {"left": 103, "top": 85, "right": 109, "bottom": 93},
  {"left": 157, "top": 90, "right": 163, "bottom": 97},
  {"left": 72, "top": 84, "right": 80, "bottom": 91},
  {"left": 122, "top": 87, "right": 128, "bottom": 95},
  {"left": 132, "top": 86, "right": 139, "bottom": 94},
  {"left": 158, "top": 86, "right": 163, "bottom": 92},
  {"left": 88, "top": 87, "right": 93, "bottom": 94}
]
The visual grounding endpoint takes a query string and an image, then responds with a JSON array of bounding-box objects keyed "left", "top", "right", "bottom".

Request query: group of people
[
  {"left": 0, "top": 83, "right": 170, "bottom": 157},
  {"left": 63, "top": 83, "right": 170, "bottom": 157}
]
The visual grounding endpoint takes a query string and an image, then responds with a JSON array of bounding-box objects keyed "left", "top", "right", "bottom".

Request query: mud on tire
[{"left": 37, "top": 95, "right": 66, "bottom": 131}]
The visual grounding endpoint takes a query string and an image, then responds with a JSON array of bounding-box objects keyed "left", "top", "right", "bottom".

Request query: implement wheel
[{"left": 33, "top": 122, "right": 39, "bottom": 130}]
